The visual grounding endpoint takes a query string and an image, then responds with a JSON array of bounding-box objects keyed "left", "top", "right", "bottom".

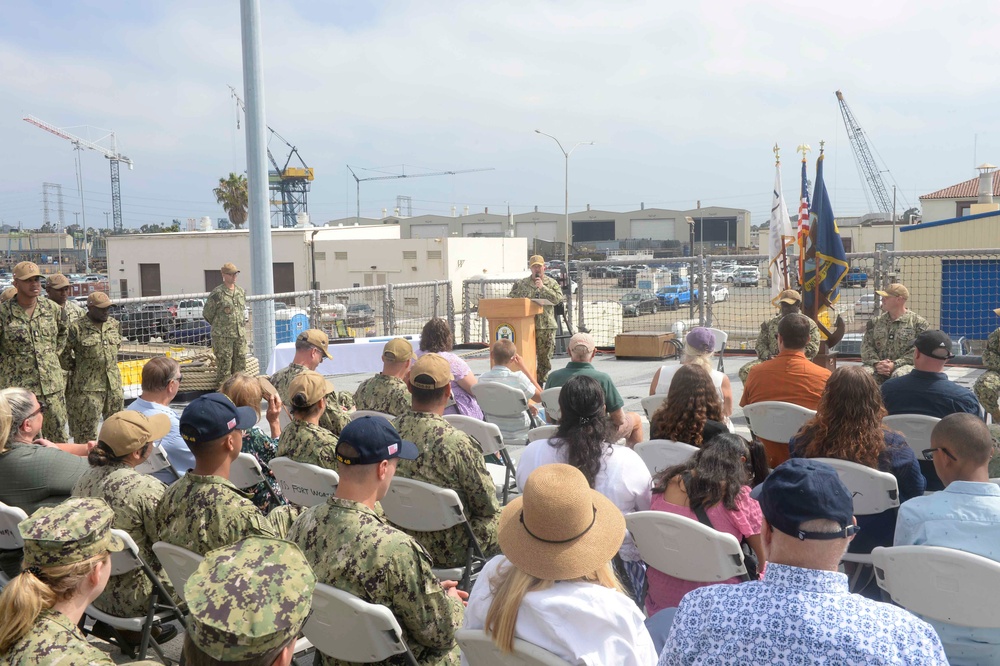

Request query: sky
[{"left": 1, "top": 0, "right": 998, "bottom": 231}]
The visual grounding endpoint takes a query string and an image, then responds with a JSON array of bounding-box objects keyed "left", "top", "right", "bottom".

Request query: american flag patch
[
  {"left": 388, "top": 443, "right": 398, "bottom": 455},
  {"left": 227, "top": 418, "right": 237, "bottom": 429}
]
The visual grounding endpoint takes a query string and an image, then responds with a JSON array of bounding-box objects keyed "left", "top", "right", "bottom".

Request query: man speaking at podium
[{"left": 507, "top": 255, "right": 564, "bottom": 384}]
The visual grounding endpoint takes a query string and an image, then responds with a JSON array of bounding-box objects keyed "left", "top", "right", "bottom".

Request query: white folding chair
[
  {"left": 228, "top": 452, "right": 282, "bottom": 506},
  {"left": 634, "top": 439, "right": 699, "bottom": 475},
  {"left": 540, "top": 387, "right": 562, "bottom": 423},
  {"left": 350, "top": 409, "right": 395, "bottom": 423},
  {"left": 134, "top": 442, "right": 180, "bottom": 481},
  {"left": 706, "top": 327, "right": 729, "bottom": 372},
  {"left": 302, "top": 583, "right": 419, "bottom": 666},
  {"left": 641, "top": 395, "right": 668, "bottom": 420},
  {"left": 743, "top": 401, "right": 816, "bottom": 445},
  {"left": 269, "top": 456, "right": 339, "bottom": 507},
  {"left": 380, "top": 477, "right": 484, "bottom": 590},
  {"left": 456, "top": 628, "right": 570, "bottom": 666},
  {"left": 471, "top": 382, "right": 533, "bottom": 446},
  {"left": 444, "top": 414, "right": 517, "bottom": 504},
  {"left": 872, "top": 545, "right": 1000, "bottom": 629},
  {"left": 0, "top": 502, "right": 27, "bottom": 589},
  {"left": 626, "top": 511, "right": 749, "bottom": 583},
  {"left": 882, "top": 414, "right": 940, "bottom": 459},
  {"left": 85, "top": 529, "right": 184, "bottom": 662},
  {"left": 527, "top": 424, "right": 558, "bottom": 442}
]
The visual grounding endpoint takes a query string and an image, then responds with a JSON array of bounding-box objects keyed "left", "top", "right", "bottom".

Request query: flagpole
[
  {"left": 796, "top": 143, "right": 811, "bottom": 287},
  {"left": 812, "top": 142, "right": 825, "bottom": 322},
  {"left": 773, "top": 144, "right": 790, "bottom": 291}
]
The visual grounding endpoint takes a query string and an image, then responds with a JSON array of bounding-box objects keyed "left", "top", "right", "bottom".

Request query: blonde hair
[
  {"left": 681, "top": 346, "right": 714, "bottom": 374},
  {"left": 484, "top": 560, "right": 623, "bottom": 653},
  {"left": 0, "top": 553, "right": 107, "bottom": 652},
  {"left": 0, "top": 392, "right": 10, "bottom": 453},
  {"left": 221, "top": 373, "right": 263, "bottom": 421}
]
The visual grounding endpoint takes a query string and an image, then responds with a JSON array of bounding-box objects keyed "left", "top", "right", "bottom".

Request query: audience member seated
[
  {"left": 72, "top": 411, "right": 178, "bottom": 646},
  {"left": 894, "top": 413, "right": 1000, "bottom": 664},
  {"left": 649, "top": 365, "right": 728, "bottom": 446},
  {"left": 0, "top": 387, "right": 87, "bottom": 515},
  {"left": 790, "top": 366, "right": 925, "bottom": 557},
  {"left": 221, "top": 372, "right": 287, "bottom": 512},
  {"left": 288, "top": 416, "right": 465, "bottom": 666},
  {"left": 545, "top": 332, "right": 643, "bottom": 446},
  {"left": 353, "top": 337, "right": 415, "bottom": 416},
  {"left": 181, "top": 537, "right": 316, "bottom": 666},
  {"left": 645, "top": 433, "right": 765, "bottom": 617},
  {"left": 515, "top": 375, "right": 651, "bottom": 601},
  {"left": 419, "top": 318, "right": 484, "bottom": 419},
  {"left": 126, "top": 356, "right": 190, "bottom": 483},
  {"left": 276, "top": 370, "right": 339, "bottom": 471},
  {"left": 393, "top": 354, "right": 500, "bottom": 567},
  {"left": 657, "top": 459, "right": 948, "bottom": 665},
  {"left": 478, "top": 339, "right": 543, "bottom": 442},
  {"left": 650, "top": 327, "right": 733, "bottom": 419},
  {"left": 269, "top": 329, "right": 351, "bottom": 436},
  {"left": 0, "top": 385, "right": 91, "bottom": 457},
  {"left": 740, "top": 313, "right": 832, "bottom": 467},
  {"left": 463, "top": 464, "right": 657, "bottom": 665},
  {"left": 882, "top": 329, "right": 984, "bottom": 420}
]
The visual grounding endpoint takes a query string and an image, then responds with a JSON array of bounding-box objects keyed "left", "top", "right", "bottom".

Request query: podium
[{"left": 478, "top": 298, "right": 544, "bottom": 378}]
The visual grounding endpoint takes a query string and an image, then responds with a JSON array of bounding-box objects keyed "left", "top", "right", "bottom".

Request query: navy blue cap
[
  {"left": 335, "top": 416, "right": 419, "bottom": 466},
  {"left": 180, "top": 393, "right": 258, "bottom": 446},
  {"left": 750, "top": 459, "right": 858, "bottom": 541}
]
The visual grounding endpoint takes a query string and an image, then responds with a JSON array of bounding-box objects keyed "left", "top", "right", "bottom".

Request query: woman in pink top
[{"left": 644, "top": 433, "right": 766, "bottom": 616}]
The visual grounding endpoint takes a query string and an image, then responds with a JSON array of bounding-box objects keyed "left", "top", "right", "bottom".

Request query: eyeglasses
[
  {"left": 922, "top": 447, "right": 957, "bottom": 461},
  {"left": 28, "top": 402, "right": 47, "bottom": 418},
  {"left": 170, "top": 374, "right": 183, "bottom": 383}
]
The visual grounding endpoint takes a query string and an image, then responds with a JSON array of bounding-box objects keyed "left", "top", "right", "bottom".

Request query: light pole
[
  {"left": 104, "top": 211, "right": 111, "bottom": 232},
  {"left": 534, "top": 129, "right": 594, "bottom": 328}
]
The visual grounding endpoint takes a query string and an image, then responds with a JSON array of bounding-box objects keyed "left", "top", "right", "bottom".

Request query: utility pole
[
  {"left": 892, "top": 185, "right": 897, "bottom": 251},
  {"left": 104, "top": 212, "right": 110, "bottom": 232}
]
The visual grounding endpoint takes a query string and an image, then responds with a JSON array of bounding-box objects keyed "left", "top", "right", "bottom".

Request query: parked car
[
  {"left": 843, "top": 267, "right": 869, "bottom": 288},
  {"left": 175, "top": 298, "right": 206, "bottom": 321},
  {"left": 120, "top": 308, "right": 174, "bottom": 343},
  {"left": 619, "top": 291, "right": 660, "bottom": 317},
  {"left": 588, "top": 266, "right": 619, "bottom": 279},
  {"left": 853, "top": 294, "right": 877, "bottom": 316},
  {"left": 617, "top": 269, "right": 638, "bottom": 288},
  {"left": 656, "top": 284, "right": 699, "bottom": 310},
  {"left": 733, "top": 267, "right": 760, "bottom": 287},
  {"left": 712, "top": 268, "right": 737, "bottom": 283},
  {"left": 346, "top": 303, "right": 376, "bottom": 327},
  {"left": 711, "top": 283, "right": 729, "bottom": 303},
  {"left": 164, "top": 319, "right": 212, "bottom": 345}
]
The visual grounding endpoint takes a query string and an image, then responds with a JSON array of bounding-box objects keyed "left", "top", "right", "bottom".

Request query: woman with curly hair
[
  {"left": 790, "top": 365, "right": 924, "bottom": 555},
  {"left": 515, "top": 375, "right": 651, "bottom": 601},
  {"left": 419, "top": 318, "right": 484, "bottom": 419},
  {"left": 649, "top": 365, "right": 728, "bottom": 446}
]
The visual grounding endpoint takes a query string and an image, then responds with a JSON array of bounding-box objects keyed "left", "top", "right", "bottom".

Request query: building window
[
  {"left": 334, "top": 252, "right": 348, "bottom": 260},
  {"left": 403, "top": 250, "right": 417, "bottom": 260},
  {"left": 957, "top": 201, "right": 975, "bottom": 217},
  {"left": 314, "top": 251, "right": 326, "bottom": 261},
  {"left": 427, "top": 250, "right": 442, "bottom": 260}
]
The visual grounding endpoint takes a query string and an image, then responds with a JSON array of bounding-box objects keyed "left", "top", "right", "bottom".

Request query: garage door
[
  {"left": 631, "top": 219, "right": 676, "bottom": 241},
  {"left": 516, "top": 221, "right": 558, "bottom": 241},
  {"left": 463, "top": 223, "right": 503, "bottom": 237},
  {"left": 410, "top": 224, "right": 450, "bottom": 239}
]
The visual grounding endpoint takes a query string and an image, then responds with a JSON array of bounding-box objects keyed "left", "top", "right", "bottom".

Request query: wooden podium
[{"left": 478, "top": 298, "right": 544, "bottom": 378}]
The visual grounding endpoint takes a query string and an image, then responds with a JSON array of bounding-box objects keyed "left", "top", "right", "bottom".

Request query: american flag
[{"left": 797, "top": 158, "right": 811, "bottom": 282}]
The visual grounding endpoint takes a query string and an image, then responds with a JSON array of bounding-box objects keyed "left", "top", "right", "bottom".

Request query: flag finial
[
  {"left": 773, "top": 143, "right": 781, "bottom": 165},
  {"left": 819, "top": 140, "right": 826, "bottom": 155},
  {"left": 796, "top": 144, "right": 811, "bottom": 161}
]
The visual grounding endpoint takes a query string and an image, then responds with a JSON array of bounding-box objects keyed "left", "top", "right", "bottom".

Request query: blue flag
[{"left": 802, "top": 154, "right": 848, "bottom": 315}]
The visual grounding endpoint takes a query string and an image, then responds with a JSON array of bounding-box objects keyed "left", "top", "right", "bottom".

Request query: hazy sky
[{"left": 1, "top": 0, "right": 997, "bottom": 230}]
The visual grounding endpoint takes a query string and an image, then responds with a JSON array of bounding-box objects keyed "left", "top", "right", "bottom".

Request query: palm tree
[{"left": 213, "top": 173, "right": 249, "bottom": 229}]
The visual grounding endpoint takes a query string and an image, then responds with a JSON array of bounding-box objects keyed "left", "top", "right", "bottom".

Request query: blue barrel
[{"left": 275, "top": 313, "right": 309, "bottom": 344}]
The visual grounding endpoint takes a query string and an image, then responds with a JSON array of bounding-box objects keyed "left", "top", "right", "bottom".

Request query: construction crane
[
  {"left": 346, "top": 165, "right": 495, "bottom": 222},
  {"left": 23, "top": 115, "right": 133, "bottom": 234},
  {"left": 229, "top": 85, "right": 313, "bottom": 228},
  {"left": 835, "top": 90, "right": 893, "bottom": 217}
]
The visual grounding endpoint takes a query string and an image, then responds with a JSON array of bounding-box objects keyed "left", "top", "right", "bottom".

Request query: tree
[
  {"left": 900, "top": 207, "right": 920, "bottom": 224},
  {"left": 213, "top": 173, "right": 248, "bottom": 229}
]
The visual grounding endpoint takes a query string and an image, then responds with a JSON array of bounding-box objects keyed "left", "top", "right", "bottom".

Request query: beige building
[{"left": 919, "top": 165, "right": 1000, "bottom": 223}]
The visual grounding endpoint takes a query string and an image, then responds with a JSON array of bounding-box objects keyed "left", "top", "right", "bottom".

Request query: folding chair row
[{"left": 444, "top": 414, "right": 518, "bottom": 505}]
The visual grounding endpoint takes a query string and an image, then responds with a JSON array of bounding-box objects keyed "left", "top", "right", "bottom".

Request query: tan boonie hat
[
  {"left": 777, "top": 289, "right": 801, "bottom": 305},
  {"left": 45, "top": 273, "right": 71, "bottom": 289},
  {"left": 296, "top": 329, "right": 333, "bottom": 360},
  {"left": 876, "top": 283, "right": 909, "bottom": 299},
  {"left": 1, "top": 287, "right": 16, "bottom": 303},
  {"left": 288, "top": 370, "right": 335, "bottom": 408},
  {"left": 409, "top": 353, "right": 453, "bottom": 390},
  {"left": 13, "top": 261, "right": 41, "bottom": 280},
  {"left": 99, "top": 411, "right": 171, "bottom": 456},
  {"left": 568, "top": 332, "right": 596, "bottom": 353},
  {"left": 184, "top": 537, "right": 316, "bottom": 661},
  {"left": 221, "top": 262, "right": 240, "bottom": 275},
  {"left": 499, "top": 464, "right": 625, "bottom": 581},
  {"left": 994, "top": 307, "right": 1000, "bottom": 317},
  {"left": 20, "top": 497, "right": 125, "bottom": 568},
  {"left": 257, "top": 375, "right": 279, "bottom": 400},
  {"left": 382, "top": 337, "right": 415, "bottom": 363},
  {"left": 529, "top": 255, "right": 545, "bottom": 267},
  {"left": 87, "top": 291, "right": 112, "bottom": 308}
]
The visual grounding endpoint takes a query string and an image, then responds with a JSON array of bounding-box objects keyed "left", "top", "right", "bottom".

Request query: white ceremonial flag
[{"left": 768, "top": 161, "right": 795, "bottom": 304}]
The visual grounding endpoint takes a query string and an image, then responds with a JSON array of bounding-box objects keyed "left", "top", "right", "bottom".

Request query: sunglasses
[
  {"left": 28, "top": 402, "right": 47, "bottom": 418},
  {"left": 921, "top": 447, "right": 957, "bottom": 461}
]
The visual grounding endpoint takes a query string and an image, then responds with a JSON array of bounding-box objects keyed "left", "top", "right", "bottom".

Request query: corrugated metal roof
[{"left": 920, "top": 174, "right": 1000, "bottom": 200}]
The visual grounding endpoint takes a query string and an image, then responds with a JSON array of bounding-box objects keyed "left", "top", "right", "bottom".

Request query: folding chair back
[
  {"left": 456, "top": 628, "right": 570, "bottom": 665},
  {"left": 527, "top": 424, "right": 558, "bottom": 442},
  {"left": 626, "top": 511, "right": 747, "bottom": 582},
  {"left": 641, "top": 395, "right": 668, "bottom": 420},
  {"left": 0, "top": 502, "right": 27, "bottom": 588},
  {"left": 268, "top": 456, "right": 339, "bottom": 507},
  {"left": 381, "top": 477, "right": 468, "bottom": 533},
  {"left": 540, "top": 387, "right": 562, "bottom": 423},
  {"left": 302, "top": 583, "right": 419, "bottom": 665},
  {"left": 743, "top": 401, "right": 816, "bottom": 444},
  {"left": 872, "top": 545, "right": 1000, "bottom": 629},
  {"left": 882, "top": 414, "right": 940, "bottom": 458},
  {"left": 634, "top": 439, "right": 698, "bottom": 475},
  {"left": 706, "top": 327, "right": 728, "bottom": 372},
  {"left": 351, "top": 410, "right": 395, "bottom": 423},
  {"left": 229, "top": 452, "right": 267, "bottom": 490},
  {"left": 151, "top": 541, "right": 204, "bottom": 601},
  {"left": 134, "top": 443, "right": 179, "bottom": 480},
  {"left": 472, "top": 382, "right": 530, "bottom": 418},
  {"left": 812, "top": 457, "right": 900, "bottom": 515},
  {"left": 443, "top": 415, "right": 504, "bottom": 456}
]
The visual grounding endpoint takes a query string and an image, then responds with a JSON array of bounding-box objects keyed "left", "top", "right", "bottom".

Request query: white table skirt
[{"left": 266, "top": 335, "right": 420, "bottom": 376}]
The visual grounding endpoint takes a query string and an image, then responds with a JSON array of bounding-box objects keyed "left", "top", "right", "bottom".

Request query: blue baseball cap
[
  {"left": 750, "top": 459, "right": 858, "bottom": 541},
  {"left": 180, "top": 393, "right": 258, "bottom": 446},
  {"left": 335, "top": 416, "right": 419, "bottom": 466}
]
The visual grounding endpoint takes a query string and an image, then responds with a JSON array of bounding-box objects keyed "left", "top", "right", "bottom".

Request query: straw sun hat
[{"left": 498, "top": 463, "right": 625, "bottom": 581}]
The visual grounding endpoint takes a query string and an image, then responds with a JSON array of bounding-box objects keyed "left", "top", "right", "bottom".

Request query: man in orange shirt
[{"left": 741, "top": 313, "right": 831, "bottom": 467}]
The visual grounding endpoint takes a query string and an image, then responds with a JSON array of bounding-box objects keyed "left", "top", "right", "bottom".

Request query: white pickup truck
[{"left": 175, "top": 298, "right": 206, "bottom": 321}]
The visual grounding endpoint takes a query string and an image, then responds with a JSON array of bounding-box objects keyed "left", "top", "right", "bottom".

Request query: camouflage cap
[
  {"left": 20, "top": 497, "right": 124, "bottom": 568},
  {"left": 87, "top": 291, "right": 113, "bottom": 308},
  {"left": 99, "top": 411, "right": 172, "bottom": 456},
  {"left": 45, "top": 273, "right": 71, "bottom": 289},
  {"left": 777, "top": 289, "right": 801, "bottom": 305},
  {"left": 221, "top": 262, "right": 240, "bottom": 275},
  {"left": 876, "top": 283, "right": 909, "bottom": 299},
  {"left": 0, "top": 286, "right": 15, "bottom": 303},
  {"left": 382, "top": 337, "right": 415, "bottom": 363},
  {"left": 529, "top": 255, "right": 545, "bottom": 267},
  {"left": 409, "top": 353, "right": 453, "bottom": 390},
  {"left": 297, "top": 329, "right": 333, "bottom": 360},
  {"left": 13, "top": 261, "right": 41, "bottom": 280},
  {"left": 288, "top": 370, "right": 335, "bottom": 408},
  {"left": 184, "top": 537, "right": 316, "bottom": 661}
]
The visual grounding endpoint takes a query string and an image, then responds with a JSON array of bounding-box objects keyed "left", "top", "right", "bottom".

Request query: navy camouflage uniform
[
  {"left": 61, "top": 315, "right": 124, "bottom": 442},
  {"left": 202, "top": 282, "right": 247, "bottom": 385},
  {"left": 271, "top": 362, "right": 352, "bottom": 435},
  {"left": 354, "top": 373, "right": 412, "bottom": 417},
  {"left": 508, "top": 274, "right": 564, "bottom": 385},
  {"left": 861, "top": 310, "right": 929, "bottom": 385}
]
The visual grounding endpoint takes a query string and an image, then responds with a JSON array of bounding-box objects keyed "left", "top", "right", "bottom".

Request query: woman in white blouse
[{"left": 649, "top": 327, "right": 733, "bottom": 419}]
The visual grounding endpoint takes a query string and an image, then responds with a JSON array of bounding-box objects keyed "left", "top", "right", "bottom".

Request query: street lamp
[{"left": 535, "top": 129, "right": 594, "bottom": 328}]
